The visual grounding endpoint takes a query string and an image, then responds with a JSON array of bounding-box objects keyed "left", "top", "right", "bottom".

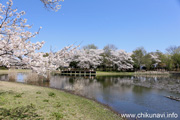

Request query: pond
[{"left": 0, "top": 73, "right": 180, "bottom": 120}]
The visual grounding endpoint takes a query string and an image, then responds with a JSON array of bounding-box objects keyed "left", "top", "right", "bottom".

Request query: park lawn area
[
  {"left": 0, "top": 81, "right": 123, "bottom": 120},
  {"left": 96, "top": 71, "right": 134, "bottom": 76},
  {"left": 96, "top": 71, "right": 170, "bottom": 76}
]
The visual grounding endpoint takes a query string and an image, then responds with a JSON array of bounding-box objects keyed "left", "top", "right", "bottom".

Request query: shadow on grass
[
  {"left": 48, "top": 92, "right": 56, "bottom": 97},
  {"left": 0, "top": 90, "right": 15, "bottom": 96},
  {"left": 0, "top": 104, "right": 43, "bottom": 120},
  {"left": 51, "top": 112, "right": 64, "bottom": 120}
]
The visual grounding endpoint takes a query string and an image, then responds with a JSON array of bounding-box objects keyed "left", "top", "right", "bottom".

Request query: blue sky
[{"left": 3, "top": 0, "right": 180, "bottom": 53}]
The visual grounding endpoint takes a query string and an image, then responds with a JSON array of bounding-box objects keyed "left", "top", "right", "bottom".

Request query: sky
[{"left": 2, "top": 0, "right": 180, "bottom": 53}]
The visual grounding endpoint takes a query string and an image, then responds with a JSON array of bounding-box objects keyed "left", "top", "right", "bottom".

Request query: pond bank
[
  {"left": 0, "top": 81, "right": 123, "bottom": 120},
  {"left": 96, "top": 71, "right": 170, "bottom": 76},
  {"left": 0, "top": 69, "right": 173, "bottom": 76}
]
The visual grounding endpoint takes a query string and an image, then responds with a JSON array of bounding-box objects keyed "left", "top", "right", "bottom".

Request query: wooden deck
[{"left": 60, "top": 70, "right": 96, "bottom": 76}]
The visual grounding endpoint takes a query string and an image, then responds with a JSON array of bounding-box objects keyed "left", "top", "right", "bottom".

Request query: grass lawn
[
  {"left": 0, "top": 81, "right": 123, "bottom": 120},
  {"left": 96, "top": 71, "right": 134, "bottom": 76},
  {"left": 96, "top": 71, "right": 170, "bottom": 76}
]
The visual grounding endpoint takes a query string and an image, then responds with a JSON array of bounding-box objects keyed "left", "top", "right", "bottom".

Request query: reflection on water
[
  {"left": 0, "top": 73, "right": 180, "bottom": 119},
  {"left": 132, "top": 75, "right": 180, "bottom": 94}
]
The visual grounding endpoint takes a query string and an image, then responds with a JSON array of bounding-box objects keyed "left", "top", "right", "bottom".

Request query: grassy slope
[{"left": 0, "top": 81, "right": 122, "bottom": 120}]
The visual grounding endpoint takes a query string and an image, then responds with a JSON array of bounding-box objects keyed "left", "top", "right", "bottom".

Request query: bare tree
[
  {"left": 166, "top": 46, "right": 180, "bottom": 55},
  {"left": 83, "top": 44, "right": 98, "bottom": 50},
  {"left": 103, "top": 44, "right": 118, "bottom": 56},
  {"left": 40, "top": 0, "right": 64, "bottom": 11}
]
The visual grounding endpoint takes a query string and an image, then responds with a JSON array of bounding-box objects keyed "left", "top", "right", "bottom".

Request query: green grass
[
  {"left": 48, "top": 92, "right": 56, "bottom": 97},
  {"left": 0, "top": 104, "right": 41, "bottom": 120},
  {"left": 96, "top": 71, "right": 135, "bottom": 76},
  {"left": 96, "top": 71, "right": 170, "bottom": 76},
  {"left": 0, "top": 81, "right": 123, "bottom": 120}
]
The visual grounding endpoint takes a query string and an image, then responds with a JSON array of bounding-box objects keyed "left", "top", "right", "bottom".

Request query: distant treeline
[
  {"left": 68, "top": 44, "right": 180, "bottom": 72},
  {"left": 131, "top": 46, "right": 180, "bottom": 71}
]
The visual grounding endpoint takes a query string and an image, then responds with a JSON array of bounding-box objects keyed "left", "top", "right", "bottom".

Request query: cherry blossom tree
[
  {"left": 149, "top": 52, "right": 161, "bottom": 68},
  {"left": 0, "top": 0, "right": 76, "bottom": 76},
  {"left": 68, "top": 48, "right": 134, "bottom": 71},
  {"left": 69, "top": 49, "right": 104, "bottom": 69},
  {"left": 106, "top": 50, "right": 133, "bottom": 71},
  {"left": 0, "top": 0, "right": 43, "bottom": 67},
  {"left": 0, "top": 0, "right": 134, "bottom": 74}
]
